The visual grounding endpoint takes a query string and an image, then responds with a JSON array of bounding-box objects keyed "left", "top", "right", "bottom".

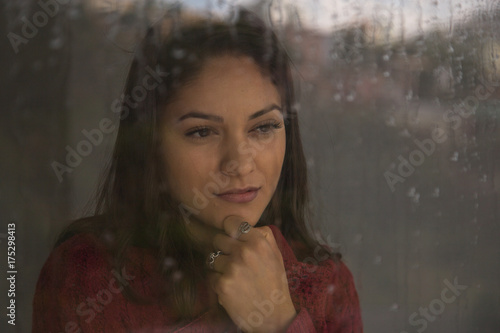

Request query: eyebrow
[{"left": 177, "top": 104, "right": 282, "bottom": 123}]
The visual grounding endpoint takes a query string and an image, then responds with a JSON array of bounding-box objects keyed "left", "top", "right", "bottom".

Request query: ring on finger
[
  {"left": 207, "top": 250, "right": 222, "bottom": 270},
  {"left": 237, "top": 221, "right": 252, "bottom": 238}
]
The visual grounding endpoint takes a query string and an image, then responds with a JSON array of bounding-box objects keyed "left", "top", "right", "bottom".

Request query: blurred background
[{"left": 1, "top": 0, "right": 499, "bottom": 332}]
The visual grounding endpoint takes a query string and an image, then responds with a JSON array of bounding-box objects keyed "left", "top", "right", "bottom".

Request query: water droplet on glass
[
  {"left": 408, "top": 187, "right": 416, "bottom": 197},
  {"left": 389, "top": 303, "right": 399, "bottom": 311},
  {"left": 386, "top": 116, "right": 396, "bottom": 127},
  {"left": 405, "top": 90, "right": 413, "bottom": 101},
  {"left": 172, "top": 48, "right": 186, "bottom": 59},
  {"left": 50, "top": 37, "right": 63, "bottom": 49},
  {"left": 399, "top": 129, "right": 411, "bottom": 137},
  {"left": 172, "top": 270, "right": 183, "bottom": 281},
  {"left": 163, "top": 257, "right": 176, "bottom": 268},
  {"left": 327, "top": 284, "right": 335, "bottom": 294}
]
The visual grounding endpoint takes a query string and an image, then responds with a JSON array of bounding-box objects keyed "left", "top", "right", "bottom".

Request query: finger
[
  {"left": 222, "top": 215, "right": 255, "bottom": 240},
  {"left": 252, "top": 226, "right": 284, "bottom": 266},
  {"left": 213, "top": 233, "right": 239, "bottom": 255},
  {"left": 210, "top": 252, "right": 230, "bottom": 273},
  {"left": 253, "top": 225, "right": 273, "bottom": 238}
]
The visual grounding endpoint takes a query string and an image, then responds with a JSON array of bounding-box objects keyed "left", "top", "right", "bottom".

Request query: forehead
[{"left": 165, "top": 55, "right": 281, "bottom": 118}]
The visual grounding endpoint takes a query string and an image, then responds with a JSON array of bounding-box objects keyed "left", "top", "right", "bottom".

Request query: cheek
[
  {"left": 255, "top": 133, "right": 286, "bottom": 182},
  {"left": 162, "top": 144, "right": 214, "bottom": 200}
]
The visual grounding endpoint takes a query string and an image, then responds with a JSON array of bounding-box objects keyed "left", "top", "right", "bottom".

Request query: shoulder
[
  {"left": 35, "top": 232, "right": 112, "bottom": 296},
  {"left": 268, "top": 224, "right": 342, "bottom": 269},
  {"left": 32, "top": 232, "right": 115, "bottom": 331}
]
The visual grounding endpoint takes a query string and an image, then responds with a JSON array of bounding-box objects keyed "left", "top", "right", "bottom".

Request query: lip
[{"left": 216, "top": 187, "right": 260, "bottom": 203}]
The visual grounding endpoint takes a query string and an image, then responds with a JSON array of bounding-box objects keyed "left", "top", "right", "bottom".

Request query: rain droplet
[
  {"left": 163, "top": 257, "right": 176, "bottom": 268},
  {"left": 386, "top": 116, "right": 396, "bottom": 127},
  {"left": 102, "top": 230, "right": 115, "bottom": 243},
  {"left": 172, "top": 270, "right": 183, "bottom": 281},
  {"left": 172, "top": 48, "right": 186, "bottom": 59},
  {"left": 399, "top": 129, "right": 411, "bottom": 137},
  {"left": 405, "top": 90, "right": 413, "bottom": 101},
  {"left": 327, "top": 284, "right": 335, "bottom": 294},
  {"left": 49, "top": 37, "right": 63, "bottom": 49},
  {"left": 389, "top": 303, "right": 399, "bottom": 311},
  {"left": 408, "top": 187, "right": 416, "bottom": 197},
  {"left": 450, "top": 151, "right": 459, "bottom": 161}
]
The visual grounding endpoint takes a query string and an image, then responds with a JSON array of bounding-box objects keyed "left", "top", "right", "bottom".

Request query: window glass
[{"left": 3, "top": 0, "right": 499, "bottom": 331}]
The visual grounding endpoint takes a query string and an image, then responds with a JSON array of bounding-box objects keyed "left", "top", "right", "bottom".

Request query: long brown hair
[{"left": 57, "top": 6, "right": 337, "bottom": 320}]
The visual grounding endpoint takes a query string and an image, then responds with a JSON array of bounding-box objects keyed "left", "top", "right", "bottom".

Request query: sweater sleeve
[
  {"left": 283, "top": 260, "right": 363, "bottom": 333},
  {"left": 285, "top": 307, "right": 317, "bottom": 332},
  {"left": 324, "top": 260, "right": 363, "bottom": 333}
]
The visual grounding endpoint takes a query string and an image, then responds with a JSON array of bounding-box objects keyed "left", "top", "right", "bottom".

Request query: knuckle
[
  {"left": 239, "top": 245, "right": 255, "bottom": 261},
  {"left": 260, "top": 226, "right": 271, "bottom": 235},
  {"left": 253, "top": 236, "right": 269, "bottom": 253}
]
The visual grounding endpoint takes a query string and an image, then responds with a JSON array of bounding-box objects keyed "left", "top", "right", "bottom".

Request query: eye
[
  {"left": 185, "top": 126, "right": 217, "bottom": 139},
  {"left": 253, "top": 120, "right": 283, "bottom": 135}
]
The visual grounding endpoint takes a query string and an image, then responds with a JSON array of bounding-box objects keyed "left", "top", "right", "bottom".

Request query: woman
[{"left": 32, "top": 7, "right": 362, "bottom": 333}]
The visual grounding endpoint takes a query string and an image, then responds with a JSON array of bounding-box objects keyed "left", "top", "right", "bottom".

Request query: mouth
[{"left": 216, "top": 187, "right": 261, "bottom": 203}]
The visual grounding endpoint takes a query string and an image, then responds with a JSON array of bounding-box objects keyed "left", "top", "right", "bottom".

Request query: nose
[{"left": 220, "top": 133, "right": 256, "bottom": 177}]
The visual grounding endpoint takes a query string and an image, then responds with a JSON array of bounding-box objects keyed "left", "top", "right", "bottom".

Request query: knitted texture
[{"left": 32, "top": 225, "right": 363, "bottom": 332}]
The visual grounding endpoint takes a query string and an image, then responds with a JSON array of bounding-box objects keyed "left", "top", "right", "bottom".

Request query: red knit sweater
[{"left": 32, "top": 225, "right": 363, "bottom": 332}]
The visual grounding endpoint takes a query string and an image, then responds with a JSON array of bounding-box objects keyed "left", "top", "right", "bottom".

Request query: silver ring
[
  {"left": 207, "top": 250, "right": 222, "bottom": 270},
  {"left": 238, "top": 221, "right": 252, "bottom": 236}
]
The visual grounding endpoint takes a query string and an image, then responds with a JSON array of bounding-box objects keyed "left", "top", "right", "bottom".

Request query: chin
[{"left": 212, "top": 206, "right": 266, "bottom": 228}]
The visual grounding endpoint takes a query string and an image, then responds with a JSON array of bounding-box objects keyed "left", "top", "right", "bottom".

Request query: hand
[{"left": 208, "top": 216, "right": 297, "bottom": 332}]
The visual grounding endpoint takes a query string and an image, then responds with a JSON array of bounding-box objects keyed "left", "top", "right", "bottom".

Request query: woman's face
[{"left": 160, "top": 55, "right": 286, "bottom": 230}]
